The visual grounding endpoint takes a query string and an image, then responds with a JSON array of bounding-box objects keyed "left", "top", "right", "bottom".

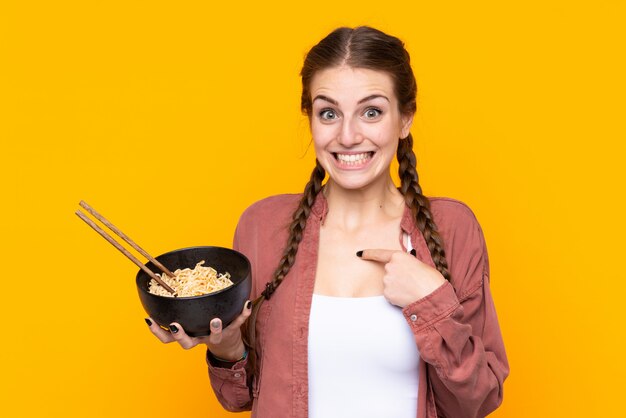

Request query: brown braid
[
  {"left": 397, "top": 134, "right": 451, "bottom": 281},
  {"left": 242, "top": 160, "right": 325, "bottom": 373},
  {"left": 263, "top": 160, "right": 326, "bottom": 298}
]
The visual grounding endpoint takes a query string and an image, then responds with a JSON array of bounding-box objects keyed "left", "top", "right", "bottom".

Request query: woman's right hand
[{"left": 146, "top": 299, "right": 252, "bottom": 361}]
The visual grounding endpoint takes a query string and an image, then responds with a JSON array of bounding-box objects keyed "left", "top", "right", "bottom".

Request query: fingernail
[
  {"left": 410, "top": 249, "right": 417, "bottom": 256},
  {"left": 246, "top": 300, "right": 252, "bottom": 310},
  {"left": 211, "top": 319, "right": 220, "bottom": 329},
  {"left": 169, "top": 324, "right": 179, "bottom": 334},
  {"left": 144, "top": 318, "right": 152, "bottom": 326},
  {"left": 356, "top": 250, "right": 363, "bottom": 257}
]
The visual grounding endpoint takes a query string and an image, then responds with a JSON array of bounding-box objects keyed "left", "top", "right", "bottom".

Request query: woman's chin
[{"left": 326, "top": 172, "right": 388, "bottom": 192}]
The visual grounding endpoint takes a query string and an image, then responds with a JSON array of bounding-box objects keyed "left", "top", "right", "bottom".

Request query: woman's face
[{"left": 309, "top": 66, "right": 413, "bottom": 191}]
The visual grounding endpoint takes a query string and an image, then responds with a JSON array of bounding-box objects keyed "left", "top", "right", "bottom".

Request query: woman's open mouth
[{"left": 332, "top": 152, "right": 374, "bottom": 167}]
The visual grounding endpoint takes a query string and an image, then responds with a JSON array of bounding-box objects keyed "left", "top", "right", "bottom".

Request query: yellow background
[{"left": 1, "top": 1, "right": 624, "bottom": 417}]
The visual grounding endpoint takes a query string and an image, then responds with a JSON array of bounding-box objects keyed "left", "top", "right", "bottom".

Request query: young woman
[{"left": 147, "top": 26, "right": 509, "bottom": 418}]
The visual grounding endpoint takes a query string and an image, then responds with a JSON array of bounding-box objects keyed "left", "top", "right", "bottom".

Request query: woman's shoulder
[
  {"left": 427, "top": 196, "right": 486, "bottom": 259},
  {"left": 234, "top": 194, "right": 302, "bottom": 236},
  {"left": 233, "top": 195, "right": 302, "bottom": 293},
  {"left": 428, "top": 197, "right": 482, "bottom": 230},
  {"left": 428, "top": 197, "right": 482, "bottom": 227},
  {"left": 429, "top": 196, "right": 477, "bottom": 218},
  {"left": 239, "top": 194, "right": 302, "bottom": 221}
]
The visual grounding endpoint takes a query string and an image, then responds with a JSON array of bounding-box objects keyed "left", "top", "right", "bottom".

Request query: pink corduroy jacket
[{"left": 207, "top": 194, "right": 509, "bottom": 418}]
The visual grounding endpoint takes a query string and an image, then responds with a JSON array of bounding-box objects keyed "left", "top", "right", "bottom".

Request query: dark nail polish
[
  {"left": 356, "top": 250, "right": 363, "bottom": 257},
  {"left": 169, "top": 324, "right": 179, "bottom": 334},
  {"left": 144, "top": 318, "right": 152, "bottom": 326},
  {"left": 410, "top": 249, "right": 417, "bottom": 256},
  {"left": 246, "top": 300, "right": 252, "bottom": 310}
]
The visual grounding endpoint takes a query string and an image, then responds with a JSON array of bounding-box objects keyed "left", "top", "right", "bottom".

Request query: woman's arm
[
  {"left": 205, "top": 218, "right": 256, "bottom": 412},
  {"left": 206, "top": 352, "right": 253, "bottom": 411},
  {"left": 403, "top": 204, "right": 509, "bottom": 417}
]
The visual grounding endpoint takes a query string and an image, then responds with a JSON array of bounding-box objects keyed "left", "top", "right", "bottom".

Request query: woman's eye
[
  {"left": 363, "top": 108, "right": 382, "bottom": 119},
  {"left": 319, "top": 109, "right": 337, "bottom": 120}
]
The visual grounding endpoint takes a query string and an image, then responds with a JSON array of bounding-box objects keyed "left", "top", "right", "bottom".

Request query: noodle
[{"left": 148, "top": 260, "right": 233, "bottom": 297}]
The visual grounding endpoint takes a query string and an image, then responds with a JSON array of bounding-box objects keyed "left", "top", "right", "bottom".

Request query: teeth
[{"left": 335, "top": 152, "right": 371, "bottom": 165}]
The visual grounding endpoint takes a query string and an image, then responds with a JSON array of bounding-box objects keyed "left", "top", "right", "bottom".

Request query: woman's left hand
[{"left": 358, "top": 249, "right": 446, "bottom": 308}]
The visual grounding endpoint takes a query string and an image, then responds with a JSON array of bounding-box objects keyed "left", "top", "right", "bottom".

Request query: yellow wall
[{"left": 1, "top": 1, "right": 624, "bottom": 417}]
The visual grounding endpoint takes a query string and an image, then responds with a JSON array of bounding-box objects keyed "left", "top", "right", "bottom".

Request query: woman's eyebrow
[
  {"left": 312, "top": 95, "right": 337, "bottom": 105},
  {"left": 312, "top": 94, "right": 389, "bottom": 105},
  {"left": 358, "top": 94, "right": 389, "bottom": 104}
]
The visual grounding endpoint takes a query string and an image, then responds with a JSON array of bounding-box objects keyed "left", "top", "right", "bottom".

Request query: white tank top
[{"left": 308, "top": 235, "right": 420, "bottom": 418}]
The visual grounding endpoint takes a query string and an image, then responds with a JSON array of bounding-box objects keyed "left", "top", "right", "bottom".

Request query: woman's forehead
[{"left": 310, "top": 66, "right": 396, "bottom": 101}]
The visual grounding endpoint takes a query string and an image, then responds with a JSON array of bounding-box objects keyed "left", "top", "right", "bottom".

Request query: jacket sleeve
[
  {"left": 402, "top": 208, "right": 509, "bottom": 418},
  {"left": 206, "top": 354, "right": 252, "bottom": 412},
  {"left": 206, "top": 210, "right": 256, "bottom": 412}
]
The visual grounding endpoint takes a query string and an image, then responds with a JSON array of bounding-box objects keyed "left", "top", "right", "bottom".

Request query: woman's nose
[{"left": 337, "top": 118, "right": 364, "bottom": 147}]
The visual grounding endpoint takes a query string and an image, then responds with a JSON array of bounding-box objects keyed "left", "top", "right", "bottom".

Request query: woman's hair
[{"left": 243, "top": 26, "right": 450, "bottom": 366}]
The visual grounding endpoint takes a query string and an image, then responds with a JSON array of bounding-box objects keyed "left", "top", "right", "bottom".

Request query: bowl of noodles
[{"left": 136, "top": 246, "right": 251, "bottom": 337}]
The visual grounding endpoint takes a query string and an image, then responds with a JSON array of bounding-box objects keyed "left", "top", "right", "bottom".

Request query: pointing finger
[{"left": 357, "top": 249, "right": 398, "bottom": 263}]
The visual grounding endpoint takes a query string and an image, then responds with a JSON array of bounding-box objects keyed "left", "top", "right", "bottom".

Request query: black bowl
[{"left": 136, "top": 246, "right": 252, "bottom": 337}]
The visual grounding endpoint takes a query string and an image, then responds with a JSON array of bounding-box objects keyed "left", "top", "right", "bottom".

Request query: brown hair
[{"left": 243, "top": 26, "right": 450, "bottom": 370}]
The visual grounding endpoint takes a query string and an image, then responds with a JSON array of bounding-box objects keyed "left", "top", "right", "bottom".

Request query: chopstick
[
  {"left": 79, "top": 201, "right": 175, "bottom": 278},
  {"left": 75, "top": 202, "right": 177, "bottom": 295}
]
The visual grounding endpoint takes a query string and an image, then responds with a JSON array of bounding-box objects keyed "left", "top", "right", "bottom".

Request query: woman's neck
[{"left": 323, "top": 176, "right": 405, "bottom": 232}]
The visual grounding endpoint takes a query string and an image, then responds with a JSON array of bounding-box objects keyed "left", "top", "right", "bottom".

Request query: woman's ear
[{"left": 400, "top": 113, "right": 414, "bottom": 139}]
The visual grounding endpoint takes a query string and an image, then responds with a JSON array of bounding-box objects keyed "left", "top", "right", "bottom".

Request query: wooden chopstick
[
  {"left": 79, "top": 201, "right": 175, "bottom": 278},
  {"left": 75, "top": 208, "right": 177, "bottom": 295}
]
